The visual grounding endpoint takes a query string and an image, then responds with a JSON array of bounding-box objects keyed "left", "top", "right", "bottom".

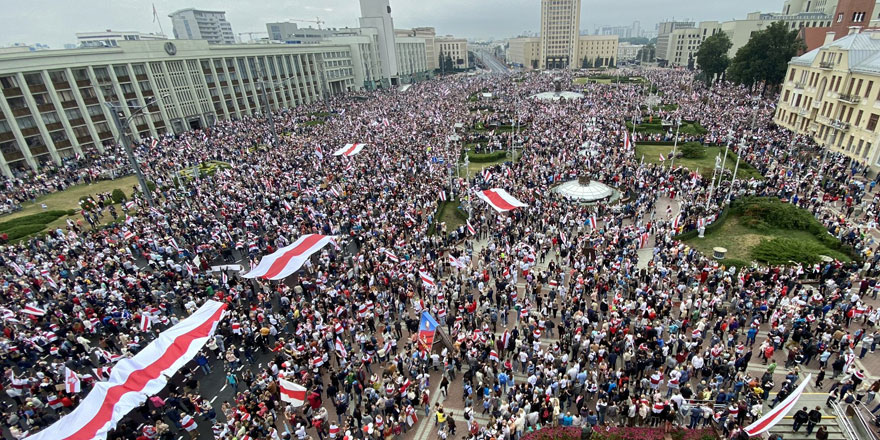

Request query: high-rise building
[
  {"left": 359, "top": 0, "right": 400, "bottom": 84},
  {"left": 656, "top": 20, "right": 694, "bottom": 66},
  {"left": 76, "top": 30, "right": 167, "bottom": 48},
  {"left": 168, "top": 8, "right": 235, "bottom": 45},
  {"left": 540, "top": 0, "right": 581, "bottom": 69}
]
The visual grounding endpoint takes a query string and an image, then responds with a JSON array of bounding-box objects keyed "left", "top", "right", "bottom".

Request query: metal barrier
[
  {"left": 848, "top": 403, "right": 880, "bottom": 440},
  {"left": 829, "top": 400, "right": 860, "bottom": 440}
]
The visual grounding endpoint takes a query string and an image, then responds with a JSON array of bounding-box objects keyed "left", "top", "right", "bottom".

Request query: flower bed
[
  {"left": 591, "top": 427, "right": 719, "bottom": 440},
  {"left": 521, "top": 426, "right": 582, "bottom": 440}
]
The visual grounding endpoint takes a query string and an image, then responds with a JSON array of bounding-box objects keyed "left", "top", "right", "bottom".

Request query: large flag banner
[
  {"left": 279, "top": 379, "right": 307, "bottom": 406},
  {"left": 333, "top": 143, "right": 367, "bottom": 157},
  {"left": 744, "top": 374, "right": 811, "bottom": 437},
  {"left": 26, "top": 300, "right": 227, "bottom": 440},
  {"left": 243, "top": 234, "right": 334, "bottom": 280},
  {"left": 417, "top": 311, "right": 439, "bottom": 353},
  {"left": 477, "top": 188, "right": 527, "bottom": 213}
]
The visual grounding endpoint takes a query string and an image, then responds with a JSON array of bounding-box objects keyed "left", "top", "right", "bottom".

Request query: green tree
[
  {"left": 582, "top": 56, "right": 592, "bottom": 68},
  {"left": 727, "top": 21, "right": 805, "bottom": 91},
  {"left": 696, "top": 32, "right": 732, "bottom": 83},
  {"left": 445, "top": 54, "right": 454, "bottom": 72},
  {"left": 595, "top": 55, "right": 603, "bottom": 67},
  {"left": 608, "top": 57, "right": 615, "bottom": 68}
]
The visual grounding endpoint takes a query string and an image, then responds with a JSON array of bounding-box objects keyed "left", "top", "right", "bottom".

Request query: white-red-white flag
[
  {"left": 140, "top": 315, "right": 151, "bottom": 332},
  {"left": 65, "top": 367, "right": 81, "bottom": 393},
  {"left": 279, "top": 379, "right": 307, "bottom": 406}
]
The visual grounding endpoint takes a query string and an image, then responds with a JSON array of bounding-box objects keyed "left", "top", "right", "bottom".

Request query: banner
[
  {"left": 242, "top": 234, "right": 334, "bottom": 280},
  {"left": 744, "top": 374, "right": 811, "bottom": 437},
  {"left": 417, "top": 311, "right": 439, "bottom": 353},
  {"left": 477, "top": 188, "right": 527, "bottom": 213},
  {"left": 26, "top": 300, "right": 227, "bottom": 440}
]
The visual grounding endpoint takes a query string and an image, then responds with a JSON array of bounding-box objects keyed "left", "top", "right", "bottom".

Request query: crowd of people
[{"left": 0, "top": 67, "right": 879, "bottom": 440}]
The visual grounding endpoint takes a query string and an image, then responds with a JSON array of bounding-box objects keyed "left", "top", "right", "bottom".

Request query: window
[
  {"left": 24, "top": 73, "right": 43, "bottom": 87},
  {"left": 856, "top": 110, "right": 864, "bottom": 126},
  {"left": 0, "top": 76, "right": 18, "bottom": 89},
  {"left": 64, "top": 108, "right": 82, "bottom": 121},
  {"left": 87, "top": 105, "right": 103, "bottom": 117},
  {"left": 41, "top": 112, "right": 59, "bottom": 124},
  {"left": 16, "top": 116, "right": 36, "bottom": 129},
  {"left": 838, "top": 13, "right": 844, "bottom": 22},
  {"left": 868, "top": 113, "right": 879, "bottom": 131},
  {"left": 48, "top": 70, "right": 67, "bottom": 84},
  {"left": 72, "top": 68, "right": 89, "bottom": 82}
]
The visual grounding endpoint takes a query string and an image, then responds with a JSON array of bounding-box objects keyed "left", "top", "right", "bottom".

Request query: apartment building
[{"left": 776, "top": 30, "right": 880, "bottom": 168}]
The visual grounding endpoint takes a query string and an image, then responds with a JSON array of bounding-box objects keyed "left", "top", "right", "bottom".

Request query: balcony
[
  {"left": 793, "top": 81, "right": 805, "bottom": 89},
  {"left": 839, "top": 93, "right": 861, "bottom": 104},
  {"left": 798, "top": 107, "right": 808, "bottom": 116},
  {"left": 819, "top": 61, "right": 834, "bottom": 69}
]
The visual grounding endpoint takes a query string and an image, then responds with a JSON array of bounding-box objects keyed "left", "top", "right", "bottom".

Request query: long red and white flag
[
  {"left": 26, "top": 300, "right": 227, "bottom": 440},
  {"left": 279, "top": 379, "right": 307, "bottom": 407},
  {"left": 242, "top": 235, "right": 334, "bottom": 280},
  {"left": 140, "top": 315, "right": 151, "bottom": 332},
  {"left": 333, "top": 143, "right": 367, "bottom": 157},
  {"left": 743, "top": 374, "right": 811, "bottom": 437},
  {"left": 477, "top": 188, "right": 527, "bottom": 213},
  {"left": 334, "top": 337, "right": 348, "bottom": 359}
]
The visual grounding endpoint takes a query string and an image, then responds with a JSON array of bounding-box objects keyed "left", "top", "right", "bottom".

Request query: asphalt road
[{"left": 476, "top": 51, "right": 509, "bottom": 74}]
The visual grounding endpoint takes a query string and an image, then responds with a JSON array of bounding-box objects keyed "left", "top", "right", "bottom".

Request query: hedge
[
  {"left": 752, "top": 237, "right": 839, "bottom": 265},
  {"left": 5, "top": 224, "right": 49, "bottom": 241},
  {"left": 0, "top": 210, "right": 68, "bottom": 232},
  {"left": 468, "top": 151, "right": 510, "bottom": 163}
]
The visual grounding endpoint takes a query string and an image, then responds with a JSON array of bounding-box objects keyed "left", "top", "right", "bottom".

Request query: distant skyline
[{"left": 4, "top": 0, "right": 777, "bottom": 48}]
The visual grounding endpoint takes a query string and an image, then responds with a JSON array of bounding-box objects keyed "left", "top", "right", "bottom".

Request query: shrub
[
  {"left": 111, "top": 188, "right": 127, "bottom": 204},
  {"left": 0, "top": 211, "right": 68, "bottom": 232},
  {"left": 5, "top": 224, "right": 49, "bottom": 241},
  {"left": 468, "top": 151, "right": 509, "bottom": 163},
  {"left": 752, "top": 237, "right": 830, "bottom": 265},
  {"left": 680, "top": 142, "right": 706, "bottom": 159},
  {"left": 521, "top": 426, "right": 582, "bottom": 440}
]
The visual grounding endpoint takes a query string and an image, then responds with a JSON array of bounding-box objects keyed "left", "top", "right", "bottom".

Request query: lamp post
[
  {"left": 669, "top": 117, "right": 681, "bottom": 169},
  {"left": 105, "top": 98, "right": 161, "bottom": 208}
]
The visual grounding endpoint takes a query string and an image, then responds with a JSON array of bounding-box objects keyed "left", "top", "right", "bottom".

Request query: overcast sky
[{"left": 4, "top": 0, "right": 776, "bottom": 48}]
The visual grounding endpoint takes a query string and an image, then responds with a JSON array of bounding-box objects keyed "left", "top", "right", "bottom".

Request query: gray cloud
[{"left": 2, "top": 0, "right": 777, "bottom": 48}]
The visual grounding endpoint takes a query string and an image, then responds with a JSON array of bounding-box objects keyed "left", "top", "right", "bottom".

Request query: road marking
[
  {"left": 211, "top": 395, "right": 219, "bottom": 403},
  {"left": 220, "top": 384, "right": 227, "bottom": 392}
]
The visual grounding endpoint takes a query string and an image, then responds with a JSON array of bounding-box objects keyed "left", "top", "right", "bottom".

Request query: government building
[
  {"left": 0, "top": 0, "right": 433, "bottom": 178},
  {"left": 775, "top": 29, "right": 880, "bottom": 169}
]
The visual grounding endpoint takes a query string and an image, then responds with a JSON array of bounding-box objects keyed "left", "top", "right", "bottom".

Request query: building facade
[
  {"left": 359, "top": 0, "right": 400, "bottom": 84},
  {"left": 168, "top": 9, "right": 235, "bottom": 45},
  {"left": 576, "top": 36, "right": 620, "bottom": 67},
  {"left": 617, "top": 42, "right": 644, "bottom": 63},
  {"left": 665, "top": 21, "right": 721, "bottom": 67},
  {"left": 0, "top": 39, "right": 362, "bottom": 176},
  {"left": 436, "top": 37, "right": 469, "bottom": 70},
  {"left": 507, "top": 37, "right": 541, "bottom": 69},
  {"left": 265, "top": 22, "right": 335, "bottom": 44},
  {"left": 775, "top": 30, "right": 880, "bottom": 168},
  {"left": 75, "top": 30, "right": 167, "bottom": 48},
  {"left": 656, "top": 21, "right": 695, "bottom": 66},
  {"left": 540, "top": 0, "right": 581, "bottom": 69}
]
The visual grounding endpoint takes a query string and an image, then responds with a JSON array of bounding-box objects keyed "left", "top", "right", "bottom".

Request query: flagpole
[{"left": 670, "top": 118, "right": 680, "bottom": 169}]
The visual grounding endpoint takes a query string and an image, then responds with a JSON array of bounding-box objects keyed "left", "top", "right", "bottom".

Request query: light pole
[
  {"left": 669, "top": 117, "right": 681, "bottom": 169},
  {"left": 106, "top": 98, "right": 161, "bottom": 208}
]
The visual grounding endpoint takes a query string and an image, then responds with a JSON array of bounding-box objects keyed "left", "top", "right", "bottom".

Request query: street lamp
[{"left": 105, "top": 97, "right": 164, "bottom": 208}]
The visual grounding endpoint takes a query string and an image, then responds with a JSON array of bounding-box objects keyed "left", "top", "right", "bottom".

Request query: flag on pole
[
  {"left": 334, "top": 337, "right": 348, "bottom": 359},
  {"left": 140, "top": 314, "right": 152, "bottom": 332},
  {"left": 466, "top": 220, "right": 476, "bottom": 235},
  {"left": 419, "top": 270, "right": 436, "bottom": 288},
  {"left": 439, "top": 190, "right": 447, "bottom": 201},
  {"left": 448, "top": 255, "right": 465, "bottom": 269},
  {"left": 672, "top": 214, "right": 681, "bottom": 230},
  {"left": 659, "top": 154, "right": 665, "bottom": 162},
  {"left": 639, "top": 232, "right": 650, "bottom": 249},
  {"left": 65, "top": 367, "right": 81, "bottom": 394}
]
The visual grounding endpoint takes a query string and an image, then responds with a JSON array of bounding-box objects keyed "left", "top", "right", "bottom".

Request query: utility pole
[
  {"left": 107, "top": 101, "right": 156, "bottom": 208},
  {"left": 257, "top": 74, "right": 278, "bottom": 146}
]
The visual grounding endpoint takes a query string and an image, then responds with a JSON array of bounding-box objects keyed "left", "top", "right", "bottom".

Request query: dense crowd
[{"left": 0, "top": 67, "right": 879, "bottom": 440}]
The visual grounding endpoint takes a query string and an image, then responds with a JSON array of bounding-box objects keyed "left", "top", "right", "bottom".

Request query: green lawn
[
  {"left": 0, "top": 175, "right": 139, "bottom": 239},
  {"left": 435, "top": 199, "right": 468, "bottom": 235},
  {"left": 684, "top": 217, "right": 851, "bottom": 264},
  {"left": 458, "top": 150, "right": 521, "bottom": 177},
  {"left": 635, "top": 144, "right": 764, "bottom": 180}
]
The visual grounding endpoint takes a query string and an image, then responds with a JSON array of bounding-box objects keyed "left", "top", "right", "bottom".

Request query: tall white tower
[{"left": 359, "top": 0, "right": 399, "bottom": 84}]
